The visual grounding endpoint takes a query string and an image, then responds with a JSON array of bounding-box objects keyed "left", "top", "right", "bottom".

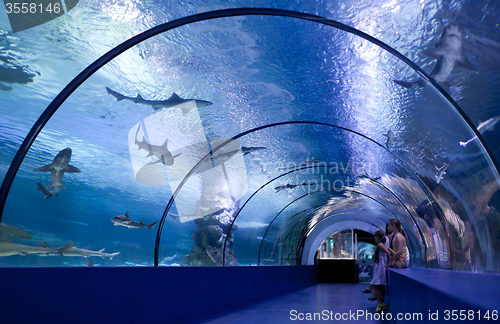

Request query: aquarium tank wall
[{"left": 0, "top": 0, "right": 499, "bottom": 273}]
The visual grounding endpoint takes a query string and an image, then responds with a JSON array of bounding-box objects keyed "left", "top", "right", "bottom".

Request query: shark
[
  {"left": 53, "top": 241, "right": 120, "bottom": 259},
  {"left": 275, "top": 182, "right": 308, "bottom": 193},
  {"left": 37, "top": 182, "right": 54, "bottom": 200},
  {"left": 382, "top": 130, "right": 396, "bottom": 149},
  {"left": 0, "top": 224, "right": 32, "bottom": 239},
  {"left": 394, "top": 23, "right": 477, "bottom": 88},
  {"left": 34, "top": 147, "right": 81, "bottom": 199},
  {"left": 0, "top": 231, "right": 119, "bottom": 259},
  {"left": 111, "top": 211, "right": 160, "bottom": 229},
  {"left": 460, "top": 116, "right": 500, "bottom": 147},
  {"left": 211, "top": 149, "right": 241, "bottom": 162},
  {"left": 106, "top": 87, "right": 213, "bottom": 114},
  {"left": 435, "top": 162, "right": 450, "bottom": 184},
  {"left": 0, "top": 231, "right": 72, "bottom": 257},
  {"left": 135, "top": 124, "right": 182, "bottom": 166}
]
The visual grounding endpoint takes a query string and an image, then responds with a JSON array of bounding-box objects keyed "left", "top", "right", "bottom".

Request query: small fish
[
  {"left": 111, "top": 211, "right": 159, "bottom": 229},
  {"left": 269, "top": 229, "right": 286, "bottom": 258},
  {"left": 241, "top": 146, "right": 267, "bottom": 155},
  {"left": 0, "top": 83, "right": 13, "bottom": 91},
  {"left": 162, "top": 254, "right": 178, "bottom": 262},
  {"left": 275, "top": 182, "right": 308, "bottom": 193},
  {"left": 435, "top": 162, "right": 450, "bottom": 184},
  {"left": 135, "top": 124, "right": 181, "bottom": 166},
  {"left": 394, "top": 23, "right": 477, "bottom": 88},
  {"left": 382, "top": 131, "right": 396, "bottom": 148},
  {"left": 460, "top": 117, "right": 500, "bottom": 147},
  {"left": 106, "top": 87, "right": 213, "bottom": 114},
  {"left": 34, "top": 148, "right": 81, "bottom": 198},
  {"left": 477, "top": 117, "right": 500, "bottom": 133},
  {"left": 212, "top": 146, "right": 267, "bottom": 161},
  {"left": 168, "top": 213, "right": 179, "bottom": 219}
]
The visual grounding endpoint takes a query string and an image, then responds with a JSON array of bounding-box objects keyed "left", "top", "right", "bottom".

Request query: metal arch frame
[
  {"left": 263, "top": 190, "right": 418, "bottom": 265},
  {"left": 154, "top": 120, "right": 438, "bottom": 266},
  {"left": 279, "top": 207, "right": 334, "bottom": 262},
  {"left": 0, "top": 8, "right": 492, "bottom": 265},
  {"left": 295, "top": 210, "right": 419, "bottom": 266},
  {"left": 286, "top": 211, "right": 382, "bottom": 265},
  {"left": 257, "top": 189, "right": 345, "bottom": 265},
  {"left": 305, "top": 209, "right": 418, "bottom": 258},
  {"left": 296, "top": 211, "right": 386, "bottom": 266},
  {"left": 289, "top": 212, "right": 397, "bottom": 265},
  {"left": 292, "top": 169, "right": 420, "bottom": 258},
  {"left": 256, "top": 187, "right": 399, "bottom": 265},
  {"left": 258, "top": 207, "right": 315, "bottom": 264},
  {"left": 223, "top": 164, "right": 425, "bottom": 265},
  {"left": 283, "top": 208, "right": 314, "bottom": 225}
]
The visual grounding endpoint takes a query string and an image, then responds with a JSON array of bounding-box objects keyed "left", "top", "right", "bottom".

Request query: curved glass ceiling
[{"left": 0, "top": 7, "right": 499, "bottom": 273}]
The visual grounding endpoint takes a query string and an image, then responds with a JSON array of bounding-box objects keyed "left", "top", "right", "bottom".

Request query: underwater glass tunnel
[{"left": 0, "top": 1, "right": 500, "bottom": 275}]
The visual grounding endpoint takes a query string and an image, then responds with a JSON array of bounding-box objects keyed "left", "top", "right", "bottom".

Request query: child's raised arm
[{"left": 378, "top": 243, "right": 395, "bottom": 263}]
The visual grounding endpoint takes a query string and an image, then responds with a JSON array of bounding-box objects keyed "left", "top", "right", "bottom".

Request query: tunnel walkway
[{"left": 189, "top": 283, "right": 390, "bottom": 323}]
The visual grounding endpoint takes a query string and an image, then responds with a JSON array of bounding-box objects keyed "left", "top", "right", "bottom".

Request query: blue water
[{"left": 0, "top": 0, "right": 499, "bottom": 271}]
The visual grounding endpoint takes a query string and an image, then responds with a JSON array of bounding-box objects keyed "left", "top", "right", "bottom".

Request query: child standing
[{"left": 370, "top": 229, "right": 394, "bottom": 313}]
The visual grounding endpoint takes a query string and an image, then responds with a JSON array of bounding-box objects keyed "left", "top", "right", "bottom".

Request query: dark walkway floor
[{"left": 190, "top": 284, "right": 393, "bottom": 323}]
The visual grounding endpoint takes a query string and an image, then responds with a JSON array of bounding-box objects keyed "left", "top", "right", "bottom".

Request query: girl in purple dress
[{"left": 370, "top": 230, "right": 395, "bottom": 313}]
